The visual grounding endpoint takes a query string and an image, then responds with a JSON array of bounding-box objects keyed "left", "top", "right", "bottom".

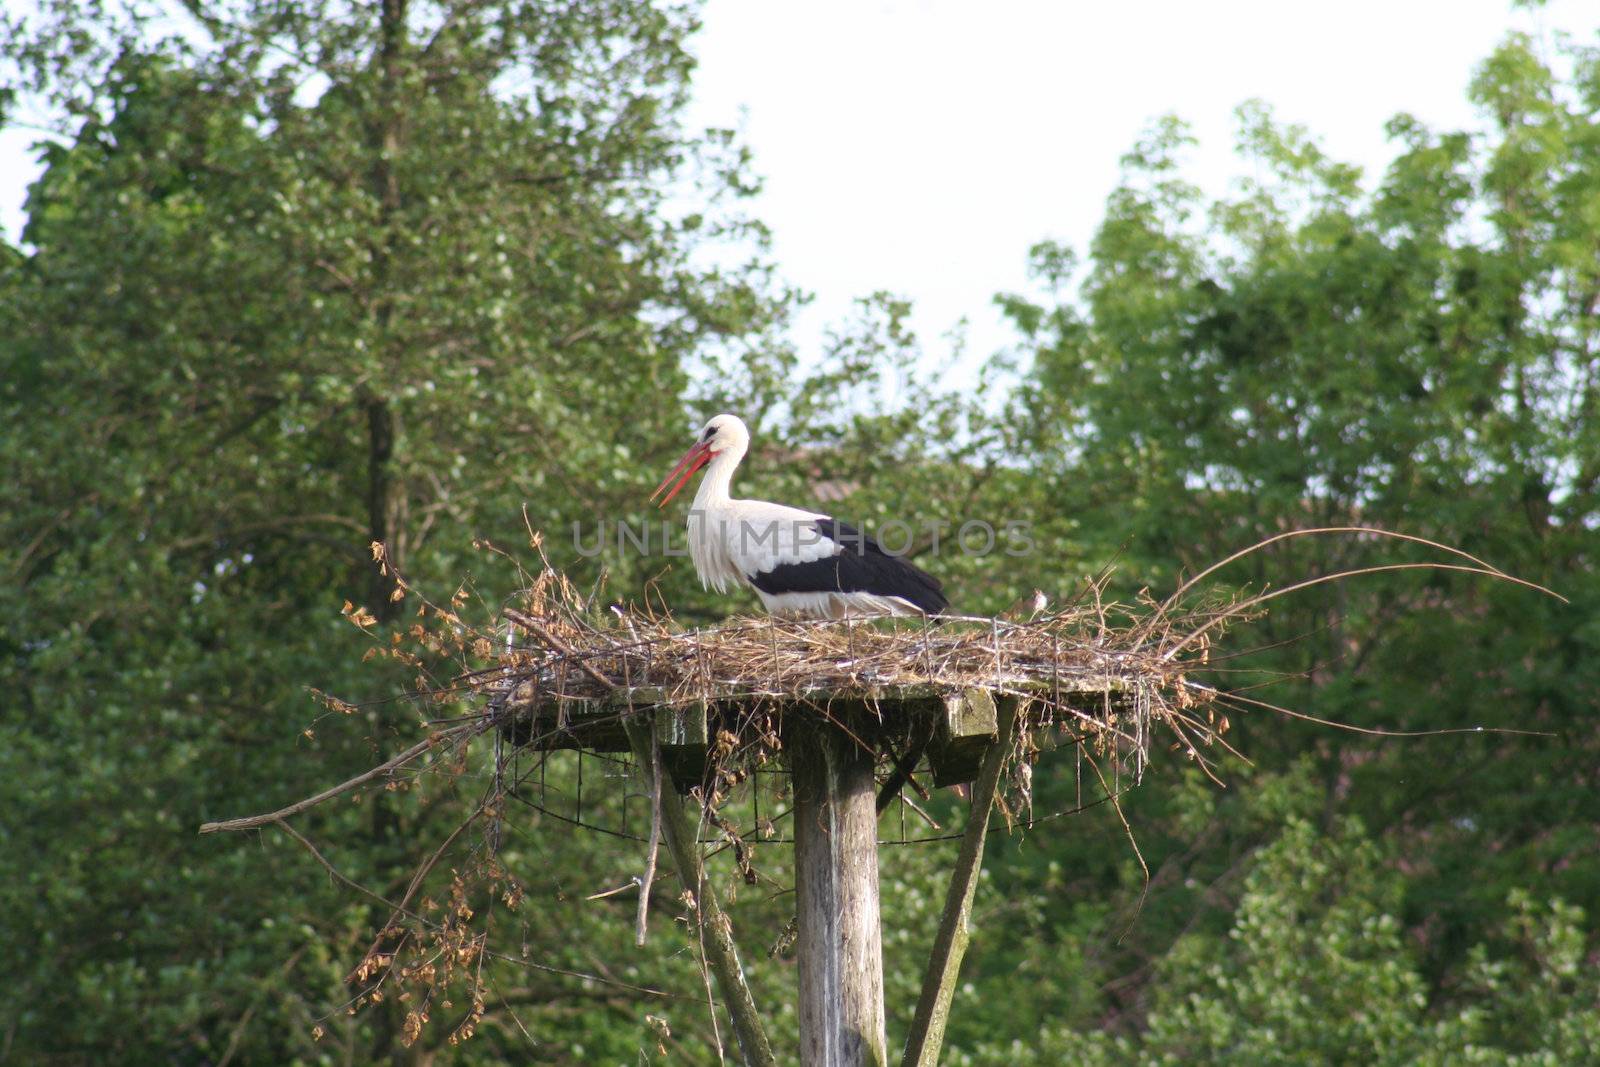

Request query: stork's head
[{"left": 650, "top": 413, "right": 749, "bottom": 507}]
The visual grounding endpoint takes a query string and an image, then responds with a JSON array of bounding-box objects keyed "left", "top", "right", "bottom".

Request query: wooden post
[
  {"left": 901, "top": 696, "right": 1020, "bottom": 1067},
  {"left": 790, "top": 717, "right": 887, "bottom": 1067}
]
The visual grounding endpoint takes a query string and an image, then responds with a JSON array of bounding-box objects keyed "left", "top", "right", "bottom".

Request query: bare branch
[
  {"left": 636, "top": 730, "right": 663, "bottom": 947},
  {"left": 623, "top": 714, "right": 776, "bottom": 1067},
  {"left": 198, "top": 726, "right": 477, "bottom": 834}
]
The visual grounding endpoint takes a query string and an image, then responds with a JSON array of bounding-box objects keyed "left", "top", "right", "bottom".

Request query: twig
[
  {"left": 623, "top": 715, "right": 775, "bottom": 1067},
  {"left": 198, "top": 727, "right": 474, "bottom": 834},
  {"left": 1197, "top": 682, "right": 1555, "bottom": 738},
  {"left": 274, "top": 819, "right": 411, "bottom": 917},
  {"left": 876, "top": 726, "right": 934, "bottom": 813},
  {"left": 1165, "top": 561, "right": 1566, "bottom": 662},
  {"left": 504, "top": 608, "right": 619, "bottom": 691},
  {"left": 897, "top": 793, "right": 942, "bottom": 832},
  {"left": 1145, "top": 526, "right": 1515, "bottom": 635},
  {"left": 636, "top": 730, "right": 663, "bottom": 946}
]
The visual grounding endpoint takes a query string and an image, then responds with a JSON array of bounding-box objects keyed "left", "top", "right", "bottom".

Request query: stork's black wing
[{"left": 746, "top": 517, "right": 949, "bottom": 616}]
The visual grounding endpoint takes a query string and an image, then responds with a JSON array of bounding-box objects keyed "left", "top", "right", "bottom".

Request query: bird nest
[{"left": 468, "top": 563, "right": 1243, "bottom": 800}]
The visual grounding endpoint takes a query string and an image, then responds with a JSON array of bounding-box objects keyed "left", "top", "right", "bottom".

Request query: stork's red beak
[{"left": 651, "top": 441, "right": 712, "bottom": 508}]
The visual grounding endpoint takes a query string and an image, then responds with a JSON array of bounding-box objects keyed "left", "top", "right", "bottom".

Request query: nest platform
[{"left": 480, "top": 567, "right": 1229, "bottom": 801}]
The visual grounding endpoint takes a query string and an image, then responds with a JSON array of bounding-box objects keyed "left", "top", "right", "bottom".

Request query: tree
[
  {"left": 957, "top": 810, "right": 1600, "bottom": 1066},
  {"left": 0, "top": 1, "right": 792, "bottom": 1060},
  {"left": 958, "top": 29, "right": 1600, "bottom": 1054}
]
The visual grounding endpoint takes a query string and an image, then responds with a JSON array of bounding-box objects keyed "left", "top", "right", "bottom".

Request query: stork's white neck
[{"left": 691, "top": 442, "right": 744, "bottom": 511}]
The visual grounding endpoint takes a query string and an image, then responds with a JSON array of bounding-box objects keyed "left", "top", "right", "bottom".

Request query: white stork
[{"left": 651, "top": 413, "right": 948, "bottom": 619}]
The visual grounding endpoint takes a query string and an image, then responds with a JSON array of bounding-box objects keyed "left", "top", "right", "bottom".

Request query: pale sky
[
  {"left": 682, "top": 0, "right": 1597, "bottom": 366},
  {"left": 3, "top": 1, "right": 1595, "bottom": 367}
]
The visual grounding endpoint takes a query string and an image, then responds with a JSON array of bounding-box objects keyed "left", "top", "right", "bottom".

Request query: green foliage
[
  {"left": 958, "top": 816, "right": 1600, "bottom": 1066},
  {"left": 0, "top": 1, "right": 792, "bottom": 1061},
  {"left": 4, "top": 4, "right": 1599, "bottom": 1063},
  {"left": 961, "top": 25, "right": 1600, "bottom": 1064}
]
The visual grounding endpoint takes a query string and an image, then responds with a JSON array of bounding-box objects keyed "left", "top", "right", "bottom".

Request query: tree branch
[
  {"left": 198, "top": 726, "right": 476, "bottom": 834},
  {"left": 623, "top": 714, "right": 775, "bottom": 1067}
]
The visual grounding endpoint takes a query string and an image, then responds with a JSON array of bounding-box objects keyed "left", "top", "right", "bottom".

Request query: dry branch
[
  {"left": 623, "top": 714, "right": 776, "bottom": 1067},
  {"left": 199, "top": 727, "right": 477, "bottom": 834}
]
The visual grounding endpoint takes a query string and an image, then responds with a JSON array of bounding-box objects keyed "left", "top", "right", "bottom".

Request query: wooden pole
[{"left": 790, "top": 717, "right": 888, "bottom": 1067}]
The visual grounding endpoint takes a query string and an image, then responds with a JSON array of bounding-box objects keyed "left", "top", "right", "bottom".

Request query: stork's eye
[{"left": 702, "top": 426, "right": 717, "bottom": 441}]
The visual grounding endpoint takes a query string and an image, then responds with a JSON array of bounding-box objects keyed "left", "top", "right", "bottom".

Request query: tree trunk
[
  {"left": 365, "top": 396, "right": 402, "bottom": 617},
  {"left": 365, "top": 0, "right": 407, "bottom": 620}
]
